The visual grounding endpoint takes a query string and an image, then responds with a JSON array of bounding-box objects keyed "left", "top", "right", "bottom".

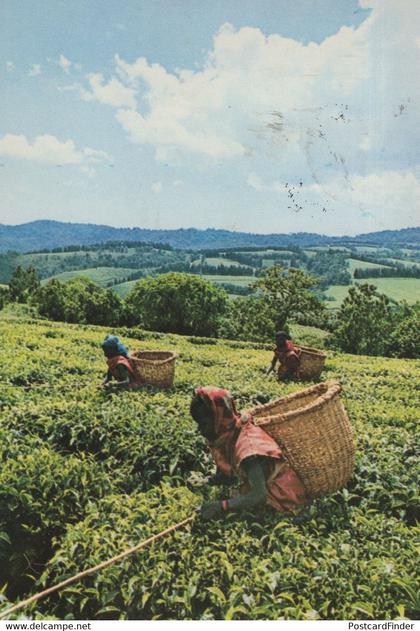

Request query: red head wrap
[{"left": 193, "top": 386, "right": 242, "bottom": 438}]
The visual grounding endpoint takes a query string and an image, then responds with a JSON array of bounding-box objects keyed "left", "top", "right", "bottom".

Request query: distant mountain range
[{"left": 0, "top": 220, "right": 419, "bottom": 253}]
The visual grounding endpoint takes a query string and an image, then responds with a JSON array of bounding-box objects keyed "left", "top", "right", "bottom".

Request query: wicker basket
[
  {"left": 296, "top": 345, "right": 327, "bottom": 380},
  {"left": 246, "top": 381, "right": 354, "bottom": 498},
  {"left": 129, "top": 350, "right": 177, "bottom": 388}
]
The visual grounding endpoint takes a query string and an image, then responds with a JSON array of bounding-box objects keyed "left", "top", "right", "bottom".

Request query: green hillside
[
  {"left": 44, "top": 267, "right": 139, "bottom": 287},
  {"left": 347, "top": 258, "right": 392, "bottom": 275},
  {"left": 326, "top": 278, "right": 420, "bottom": 307},
  {"left": 113, "top": 279, "right": 138, "bottom": 297},
  {"left": 201, "top": 274, "right": 255, "bottom": 287},
  {"left": 0, "top": 313, "right": 418, "bottom": 620}
]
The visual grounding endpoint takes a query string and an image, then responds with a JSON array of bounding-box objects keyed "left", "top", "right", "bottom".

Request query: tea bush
[{"left": 0, "top": 313, "right": 418, "bottom": 619}]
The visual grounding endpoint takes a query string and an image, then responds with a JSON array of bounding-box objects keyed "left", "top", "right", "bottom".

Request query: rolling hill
[{"left": 0, "top": 220, "right": 419, "bottom": 253}]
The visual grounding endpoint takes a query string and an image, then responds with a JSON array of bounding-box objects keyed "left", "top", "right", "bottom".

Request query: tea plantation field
[
  {"left": 325, "top": 278, "right": 420, "bottom": 308},
  {"left": 0, "top": 314, "right": 418, "bottom": 620}
]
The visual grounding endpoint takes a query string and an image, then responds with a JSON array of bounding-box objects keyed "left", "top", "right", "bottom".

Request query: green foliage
[
  {"left": 126, "top": 272, "right": 228, "bottom": 336},
  {"left": 307, "top": 251, "right": 352, "bottom": 287},
  {"left": 219, "top": 267, "right": 327, "bottom": 341},
  {"left": 0, "top": 429, "right": 113, "bottom": 594},
  {"left": 0, "top": 286, "right": 9, "bottom": 311},
  {"left": 330, "top": 286, "right": 420, "bottom": 358},
  {"left": 252, "top": 265, "right": 325, "bottom": 331},
  {"left": 219, "top": 296, "right": 276, "bottom": 342},
  {"left": 329, "top": 284, "right": 394, "bottom": 356},
  {"left": 8, "top": 266, "right": 40, "bottom": 303},
  {"left": 386, "top": 303, "right": 420, "bottom": 359},
  {"left": 0, "top": 313, "right": 418, "bottom": 619},
  {"left": 35, "top": 277, "right": 124, "bottom": 326}
]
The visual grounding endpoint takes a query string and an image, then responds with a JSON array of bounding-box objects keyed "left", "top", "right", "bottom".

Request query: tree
[
  {"left": 8, "top": 266, "right": 40, "bottom": 303},
  {"left": 218, "top": 295, "right": 276, "bottom": 342},
  {"left": 329, "top": 283, "right": 394, "bottom": 355},
  {"left": 35, "top": 277, "right": 123, "bottom": 326},
  {"left": 35, "top": 279, "right": 66, "bottom": 320},
  {"left": 252, "top": 265, "right": 325, "bottom": 331},
  {"left": 126, "top": 272, "right": 228, "bottom": 336},
  {"left": 0, "top": 286, "right": 9, "bottom": 311},
  {"left": 386, "top": 302, "right": 420, "bottom": 359}
]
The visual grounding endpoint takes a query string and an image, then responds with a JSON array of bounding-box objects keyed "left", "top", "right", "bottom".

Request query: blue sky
[{"left": 0, "top": 0, "right": 419, "bottom": 235}]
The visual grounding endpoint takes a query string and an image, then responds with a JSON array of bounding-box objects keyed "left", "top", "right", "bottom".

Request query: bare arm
[
  {"left": 266, "top": 353, "right": 278, "bottom": 375},
  {"left": 200, "top": 457, "right": 267, "bottom": 520}
]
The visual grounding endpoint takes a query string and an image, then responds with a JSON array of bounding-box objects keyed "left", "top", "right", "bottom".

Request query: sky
[{"left": 0, "top": 0, "right": 419, "bottom": 236}]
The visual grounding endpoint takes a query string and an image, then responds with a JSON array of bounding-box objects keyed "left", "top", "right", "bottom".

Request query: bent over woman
[
  {"left": 190, "top": 386, "right": 308, "bottom": 521},
  {"left": 267, "top": 331, "right": 302, "bottom": 381},
  {"left": 101, "top": 335, "right": 141, "bottom": 389}
]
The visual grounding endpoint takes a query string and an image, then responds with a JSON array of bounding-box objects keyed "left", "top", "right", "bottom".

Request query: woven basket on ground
[
  {"left": 296, "top": 345, "right": 327, "bottom": 380},
  {"left": 129, "top": 350, "right": 177, "bottom": 388},
  {"left": 246, "top": 381, "right": 354, "bottom": 498}
]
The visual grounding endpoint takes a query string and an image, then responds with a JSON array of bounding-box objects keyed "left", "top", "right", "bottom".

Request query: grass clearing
[
  {"left": 43, "top": 267, "right": 139, "bottom": 287},
  {"left": 202, "top": 275, "right": 255, "bottom": 287},
  {"left": 325, "top": 277, "right": 420, "bottom": 307},
  {"left": 347, "top": 258, "right": 392, "bottom": 275}
]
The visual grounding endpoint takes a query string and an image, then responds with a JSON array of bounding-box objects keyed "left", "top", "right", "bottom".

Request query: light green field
[
  {"left": 202, "top": 274, "right": 255, "bottom": 287},
  {"left": 113, "top": 273, "right": 256, "bottom": 297},
  {"left": 347, "top": 258, "right": 392, "bottom": 275},
  {"left": 0, "top": 313, "right": 417, "bottom": 620},
  {"left": 383, "top": 258, "right": 419, "bottom": 268},
  {"left": 44, "top": 267, "right": 138, "bottom": 287},
  {"left": 112, "top": 280, "right": 138, "bottom": 297},
  {"left": 352, "top": 246, "right": 382, "bottom": 253},
  {"left": 205, "top": 257, "right": 246, "bottom": 267},
  {"left": 325, "top": 277, "right": 420, "bottom": 307},
  {"left": 307, "top": 246, "right": 351, "bottom": 253},
  {"left": 235, "top": 249, "right": 294, "bottom": 256}
]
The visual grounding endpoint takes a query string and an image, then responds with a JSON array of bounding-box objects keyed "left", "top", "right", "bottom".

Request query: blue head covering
[{"left": 102, "top": 335, "right": 129, "bottom": 358}]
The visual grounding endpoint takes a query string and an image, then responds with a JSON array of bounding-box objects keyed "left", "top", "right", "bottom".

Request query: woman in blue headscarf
[{"left": 101, "top": 335, "right": 141, "bottom": 389}]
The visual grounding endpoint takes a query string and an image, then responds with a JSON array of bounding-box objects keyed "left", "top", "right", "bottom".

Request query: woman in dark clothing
[
  {"left": 101, "top": 335, "right": 141, "bottom": 389},
  {"left": 190, "top": 387, "right": 307, "bottom": 521},
  {"left": 266, "top": 331, "right": 301, "bottom": 381}
]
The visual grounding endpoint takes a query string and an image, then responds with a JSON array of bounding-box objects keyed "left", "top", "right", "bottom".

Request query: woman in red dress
[
  {"left": 101, "top": 335, "right": 141, "bottom": 390},
  {"left": 190, "top": 386, "right": 308, "bottom": 521},
  {"left": 266, "top": 331, "right": 302, "bottom": 381}
]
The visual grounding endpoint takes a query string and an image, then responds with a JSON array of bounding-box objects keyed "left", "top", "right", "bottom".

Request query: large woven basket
[
  {"left": 296, "top": 345, "right": 327, "bottom": 380},
  {"left": 247, "top": 381, "right": 354, "bottom": 498},
  {"left": 129, "top": 350, "right": 177, "bottom": 388}
]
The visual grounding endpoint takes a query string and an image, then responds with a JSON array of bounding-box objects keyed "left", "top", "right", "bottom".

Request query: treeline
[
  {"left": 354, "top": 266, "right": 420, "bottom": 279},
  {"left": 350, "top": 253, "right": 420, "bottom": 267},
  {"left": 2, "top": 265, "right": 418, "bottom": 358},
  {"left": 1, "top": 264, "right": 328, "bottom": 338},
  {"left": 307, "top": 252, "right": 352, "bottom": 287},
  {"left": 328, "top": 284, "right": 419, "bottom": 359},
  {"left": 31, "top": 239, "right": 174, "bottom": 254},
  {"left": 201, "top": 245, "right": 302, "bottom": 256},
  {"left": 197, "top": 264, "right": 254, "bottom": 276}
]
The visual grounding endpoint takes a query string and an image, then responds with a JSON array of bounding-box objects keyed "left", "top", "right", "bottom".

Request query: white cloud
[
  {"left": 0, "top": 133, "right": 110, "bottom": 165},
  {"left": 359, "top": 135, "right": 371, "bottom": 152},
  {"left": 58, "top": 54, "right": 72, "bottom": 73},
  {"left": 104, "top": 0, "right": 419, "bottom": 180},
  {"left": 151, "top": 181, "right": 162, "bottom": 193},
  {"left": 173, "top": 179, "right": 183, "bottom": 187},
  {"left": 28, "top": 64, "right": 42, "bottom": 77},
  {"left": 79, "top": 73, "right": 137, "bottom": 109},
  {"left": 6, "top": 61, "right": 15, "bottom": 72},
  {"left": 246, "top": 173, "right": 264, "bottom": 192}
]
